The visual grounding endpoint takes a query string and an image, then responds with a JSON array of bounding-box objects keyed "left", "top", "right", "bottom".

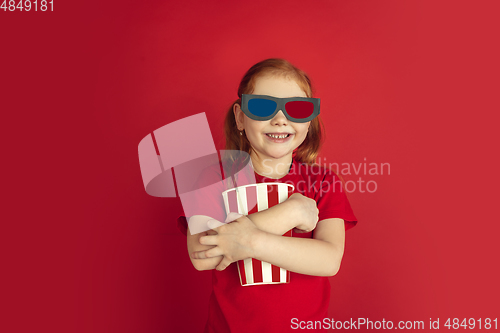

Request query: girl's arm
[
  {"left": 192, "top": 216, "right": 345, "bottom": 276},
  {"left": 252, "top": 217, "right": 345, "bottom": 276},
  {"left": 246, "top": 193, "right": 319, "bottom": 234}
]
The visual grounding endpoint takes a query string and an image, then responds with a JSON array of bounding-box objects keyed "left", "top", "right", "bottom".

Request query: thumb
[
  {"left": 207, "top": 219, "right": 225, "bottom": 230},
  {"left": 216, "top": 257, "right": 233, "bottom": 271},
  {"left": 225, "top": 212, "right": 244, "bottom": 223}
]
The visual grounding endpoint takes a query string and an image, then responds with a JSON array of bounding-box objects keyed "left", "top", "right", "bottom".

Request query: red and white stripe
[{"left": 222, "top": 183, "right": 294, "bottom": 286}]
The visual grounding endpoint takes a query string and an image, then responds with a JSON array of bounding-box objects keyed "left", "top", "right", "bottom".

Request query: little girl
[{"left": 183, "top": 58, "right": 358, "bottom": 332}]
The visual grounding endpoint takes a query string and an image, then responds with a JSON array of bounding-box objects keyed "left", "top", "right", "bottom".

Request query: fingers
[
  {"left": 216, "top": 257, "right": 233, "bottom": 271},
  {"left": 191, "top": 250, "right": 209, "bottom": 259},
  {"left": 199, "top": 235, "right": 218, "bottom": 246},
  {"left": 191, "top": 247, "right": 223, "bottom": 259},
  {"left": 293, "top": 227, "right": 311, "bottom": 234}
]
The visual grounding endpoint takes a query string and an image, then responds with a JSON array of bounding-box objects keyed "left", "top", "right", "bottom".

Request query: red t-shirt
[{"left": 179, "top": 158, "right": 358, "bottom": 332}]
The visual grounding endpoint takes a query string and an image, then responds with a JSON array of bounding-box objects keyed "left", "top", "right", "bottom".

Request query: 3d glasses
[{"left": 241, "top": 94, "right": 320, "bottom": 123}]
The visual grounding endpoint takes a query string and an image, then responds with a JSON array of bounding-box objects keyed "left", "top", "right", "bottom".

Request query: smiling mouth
[{"left": 266, "top": 133, "right": 292, "bottom": 139}]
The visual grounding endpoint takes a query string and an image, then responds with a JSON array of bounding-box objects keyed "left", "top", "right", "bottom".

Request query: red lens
[{"left": 285, "top": 101, "right": 314, "bottom": 119}]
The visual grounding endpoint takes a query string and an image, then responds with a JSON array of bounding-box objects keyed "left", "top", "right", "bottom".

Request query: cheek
[
  {"left": 298, "top": 131, "right": 308, "bottom": 142},
  {"left": 244, "top": 120, "right": 265, "bottom": 135},
  {"left": 243, "top": 123, "right": 261, "bottom": 143},
  {"left": 298, "top": 124, "right": 310, "bottom": 138}
]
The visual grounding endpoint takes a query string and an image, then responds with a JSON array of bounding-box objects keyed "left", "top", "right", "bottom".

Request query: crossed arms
[{"left": 186, "top": 193, "right": 345, "bottom": 277}]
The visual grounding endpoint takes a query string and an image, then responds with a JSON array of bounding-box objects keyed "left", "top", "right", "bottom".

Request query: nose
[{"left": 271, "top": 110, "right": 288, "bottom": 126}]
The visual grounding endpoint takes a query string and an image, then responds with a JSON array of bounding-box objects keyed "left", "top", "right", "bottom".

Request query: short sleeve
[{"left": 316, "top": 171, "right": 358, "bottom": 231}]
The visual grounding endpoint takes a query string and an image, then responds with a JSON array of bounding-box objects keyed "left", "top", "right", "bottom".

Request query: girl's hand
[
  {"left": 286, "top": 193, "right": 319, "bottom": 233},
  {"left": 191, "top": 215, "right": 261, "bottom": 271}
]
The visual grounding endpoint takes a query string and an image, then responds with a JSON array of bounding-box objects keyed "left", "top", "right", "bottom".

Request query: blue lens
[{"left": 248, "top": 98, "right": 277, "bottom": 117}]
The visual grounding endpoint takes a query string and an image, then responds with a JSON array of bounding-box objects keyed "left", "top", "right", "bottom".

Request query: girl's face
[{"left": 234, "top": 75, "right": 311, "bottom": 164}]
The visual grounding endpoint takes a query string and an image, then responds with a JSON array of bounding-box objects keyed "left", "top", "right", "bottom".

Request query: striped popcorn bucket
[{"left": 222, "top": 183, "right": 294, "bottom": 286}]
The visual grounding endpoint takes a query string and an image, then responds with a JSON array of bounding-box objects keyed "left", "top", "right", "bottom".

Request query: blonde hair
[{"left": 223, "top": 58, "right": 324, "bottom": 165}]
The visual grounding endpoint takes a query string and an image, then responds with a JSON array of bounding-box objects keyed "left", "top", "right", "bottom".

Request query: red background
[{"left": 2, "top": 0, "right": 500, "bottom": 332}]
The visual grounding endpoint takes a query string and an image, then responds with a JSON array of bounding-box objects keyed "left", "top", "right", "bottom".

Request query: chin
[{"left": 265, "top": 151, "right": 291, "bottom": 160}]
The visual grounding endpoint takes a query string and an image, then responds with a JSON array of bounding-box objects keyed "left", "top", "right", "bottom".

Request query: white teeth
[{"left": 268, "top": 134, "right": 288, "bottom": 139}]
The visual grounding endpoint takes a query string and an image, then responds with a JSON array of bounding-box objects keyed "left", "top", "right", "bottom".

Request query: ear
[{"left": 233, "top": 103, "right": 244, "bottom": 131}]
